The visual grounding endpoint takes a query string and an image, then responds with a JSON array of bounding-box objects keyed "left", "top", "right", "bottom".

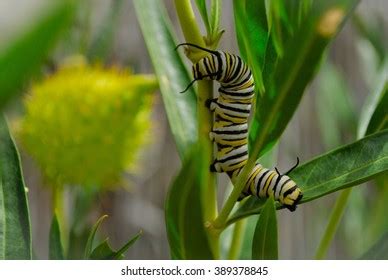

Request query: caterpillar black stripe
[{"left": 177, "top": 43, "right": 303, "bottom": 211}]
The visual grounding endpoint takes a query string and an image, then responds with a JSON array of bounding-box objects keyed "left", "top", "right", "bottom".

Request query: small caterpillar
[{"left": 177, "top": 43, "right": 303, "bottom": 211}]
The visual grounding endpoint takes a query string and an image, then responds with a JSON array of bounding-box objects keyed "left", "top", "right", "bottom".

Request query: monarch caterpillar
[{"left": 177, "top": 43, "right": 303, "bottom": 211}]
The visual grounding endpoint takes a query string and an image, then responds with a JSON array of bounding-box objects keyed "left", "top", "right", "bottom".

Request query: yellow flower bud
[{"left": 19, "top": 58, "right": 158, "bottom": 188}]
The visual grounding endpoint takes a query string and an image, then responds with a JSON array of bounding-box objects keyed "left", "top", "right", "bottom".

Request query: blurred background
[{"left": 1, "top": 0, "right": 387, "bottom": 259}]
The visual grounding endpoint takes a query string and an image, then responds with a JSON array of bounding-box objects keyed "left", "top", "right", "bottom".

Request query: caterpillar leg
[
  {"left": 210, "top": 161, "right": 223, "bottom": 173},
  {"left": 209, "top": 131, "right": 215, "bottom": 142},
  {"left": 205, "top": 98, "right": 218, "bottom": 111}
]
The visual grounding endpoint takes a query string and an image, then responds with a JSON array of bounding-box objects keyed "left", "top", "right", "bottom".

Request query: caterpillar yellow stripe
[{"left": 177, "top": 43, "right": 303, "bottom": 211}]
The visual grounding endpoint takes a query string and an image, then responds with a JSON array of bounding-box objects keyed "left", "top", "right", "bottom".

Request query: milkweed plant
[{"left": 0, "top": 0, "right": 387, "bottom": 260}]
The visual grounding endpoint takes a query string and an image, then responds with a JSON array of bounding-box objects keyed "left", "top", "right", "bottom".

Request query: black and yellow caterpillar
[{"left": 177, "top": 43, "right": 303, "bottom": 211}]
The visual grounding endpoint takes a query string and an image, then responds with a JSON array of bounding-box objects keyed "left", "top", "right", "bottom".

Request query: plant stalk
[
  {"left": 174, "top": 0, "right": 205, "bottom": 49},
  {"left": 315, "top": 188, "right": 352, "bottom": 259},
  {"left": 174, "top": 0, "right": 218, "bottom": 258},
  {"left": 52, "top": 185, "right": 68, "bottom": 253}
]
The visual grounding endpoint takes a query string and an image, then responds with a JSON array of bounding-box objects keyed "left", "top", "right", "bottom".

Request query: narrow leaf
[
  {"left": 228, "top": 130, "right": 388, "bottom": 224},
  {"left": 252, "top": 197, "right": 278, "bottom": 259},
  {"left": 49, "top": 214, "right": 64, "bottom": 260},
  {"left": 165, "top": 144, "right": 214, "bottom": 259},
  {"left": 113, "top": 230, "right": 142, "bottom": 259},
  {"left": 89, "top": 231, "right": 141, "bottom": 260},
  {"left": 233, "top": 0, "right": 268, "bottom": 94},
  {"left": 134, "top": 0, "right": 197, "bottom": 158},
  {"left": 238, "top": 215, "right": 259, "bottom": 259},
  {"left": 283, "top": 0, "right": 312, "bottom": 30},
  {"left": 83, "top": 214, "right": 108, "bottom": 259},
  {"left": 358, "top": 65, "right": 388, "bottom": 138},
  {"left": 364, "top": 83, "right": 387, "bottom": 136},
  {"left": 0, "top": 115, "right": 31, "bottom": 259},
  {"left": 195, "top": 0, "right": 210, "bottom": 34},
  {"left": 182, "top": 152, "right": 213, "bottom": 259},
  {"left": 268, "top": 0, "right": 292, "bottom": 57},
  {"left": 249, "top": 0, "right": 359, "bottom": 159},
  {"left": 165, "top": 154, "right": 197, "bottom": 259},
  {"left": 0, "top": 1, "right": 75, "bottom": 109},
  {"left": 359, "top": 231, "right": 388, "bottom": 260},
  {"left": 89, "top": 239, "right": 116, "bottom": 260},
  {"left": 210, "top": 0, "right": 221, "bottom": 36}
]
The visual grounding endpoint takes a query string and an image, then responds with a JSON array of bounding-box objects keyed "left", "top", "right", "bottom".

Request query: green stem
[
  {"left": 197, "top": 80, "right": 217, "bottom": 221},
  {"left": 174, "top": 0, "right": 219, "bottom": 258},
  {"left": 199, "top": 79, "right": 219, "bottom": 259},
  {"left": 227, "top": 219, "right": 246, "bottom": 259},
  {"left": 212, "top": 157, "right": 257, "bottom": 230},
  {"left": 52, "top": 185, "right": 68, "bottom": 252},
  {"left": 315, "top": 188, "right": 352, "bottom": 259}
]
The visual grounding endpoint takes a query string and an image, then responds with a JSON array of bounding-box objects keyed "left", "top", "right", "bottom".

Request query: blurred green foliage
[{"left": 0, "top": 1, "right": 75, "bottom": 110}]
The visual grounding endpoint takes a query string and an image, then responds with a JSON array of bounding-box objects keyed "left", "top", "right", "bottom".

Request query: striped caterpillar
[{"left": 177, "top": 43, "right": 303, "bottom": 211}]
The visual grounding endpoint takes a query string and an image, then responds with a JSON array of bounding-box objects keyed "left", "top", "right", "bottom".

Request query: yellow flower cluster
[{"left": 20, "top": 58, "right": 158, "bottom": 188}]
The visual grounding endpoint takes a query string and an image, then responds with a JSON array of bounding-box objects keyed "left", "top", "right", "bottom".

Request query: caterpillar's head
[
  {"left": 279, "top": 176, "right": 303, "bottom": 212},
  {"left": 176, "top": 43, "right": 222, "bottom": 93},
  {"left": 274, "top": 157, "right": 303, "bottom": 212}
]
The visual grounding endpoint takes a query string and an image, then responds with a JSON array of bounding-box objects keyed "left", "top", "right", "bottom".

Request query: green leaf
[
  {"left": 134, "top": 0, "right": 197, "bottom": 159},
  {"left": 283, "top": 0, "right": 313, "bottom": 30},
  {"left": 165, "top": 155, "right": 195, "bottom": 260},
  {"left": 195, "top": 0, "right": 210, "bottom": 34},
  {"left": 269, "top": 0, "right": 313, "bottom": 51},
  {"left": 267, "top": 0, "right": 292, "bottom": 58},
  {"left": 249, "top": 0, "right": 359, "bottom": 159},
  {"left": 89, "top": 239, "right": 116, "bottom": 260},
  {"left": 252, "top": 197, "right": 278, "bottom": 259},
  {"left": 83, "top": 214, "right": 108, "bottom": 259},
  {"left": 0, "top": 115, "right": 31, "bottom": 259},
  {"left": 233, "top": 0, "right": 268, "bottom": 94},
  {"left": 165, "top": 143, "right": 214, "bottom": 259},
  {"left": 0, "top": 1, "right": 75, "bottom": 110},
  {"left": 210, "top": 0, "right": 221, "bottom": 36},
  {"left": 89, "top": 231, "right": 142, "bottom": 260},
  {"left": 227, "top": 130, "right": 388, "bottom": 225},
  {"left": 114, "top": 230, "right": 142, "bottom": 259},
  {"left": 237, "top": 215, "right": 258, "bottom": 259},
  {"left": 359, "top": 231, "right": 388, "bottom": 260},
  {"left": 364, "top": 83, "right": 388, "bottom": 136},
  {"left": 49, "top": 214, "right": 64, "bottom": 260},
  {"left": 358, "top": 66, "right": 388, "bottom": 138}
]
